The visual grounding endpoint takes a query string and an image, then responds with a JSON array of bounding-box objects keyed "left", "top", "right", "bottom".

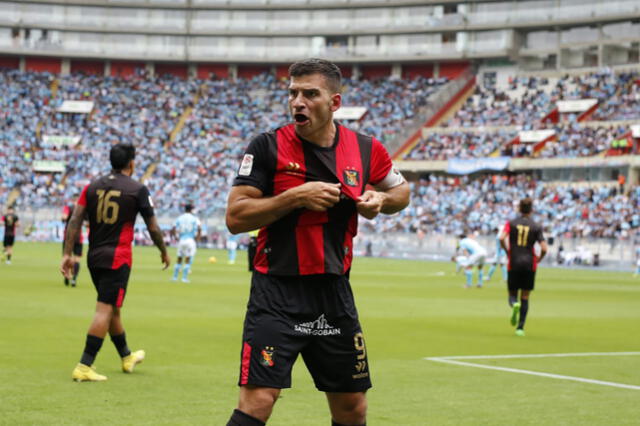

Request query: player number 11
[{"left": 516, "top": 224, "right": 530, "bottom": 247}]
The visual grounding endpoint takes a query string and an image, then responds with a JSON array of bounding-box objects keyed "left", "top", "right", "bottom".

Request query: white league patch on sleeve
[
  {"left": 239, "top": 154, "right": 254, "bottom": 176},
  {"left": 148, "top": 196, "right": 155, "bottom": 208}
]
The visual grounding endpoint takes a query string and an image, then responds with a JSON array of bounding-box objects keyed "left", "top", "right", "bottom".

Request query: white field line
[
  {"left": 426, "top": 351, "right": 640, "bottom": 360},
  {"left": 425, "top": 352, "right": 640, "bottom": 391}
]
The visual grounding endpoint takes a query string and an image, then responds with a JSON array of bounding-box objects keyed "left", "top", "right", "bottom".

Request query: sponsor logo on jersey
[{"left": 294, "top": 314, "right": 341, "bottom": 336}]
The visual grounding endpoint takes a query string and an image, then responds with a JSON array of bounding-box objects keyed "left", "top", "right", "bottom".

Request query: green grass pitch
[{"left": 1, "top": 242, "right": 639, "bottom": 425}]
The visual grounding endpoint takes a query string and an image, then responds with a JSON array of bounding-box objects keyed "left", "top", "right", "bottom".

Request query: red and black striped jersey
[
  {"left": 504, "top": 216, "right": 545, "bottom": 271},
  {"left": 2, "top": 213, "right": 18, "bottom": 236},
  {"left": 233, "top": 122, "right": 393, "bottom": 276},
  {"left": 77, "top": 172, "right": 155, "bottom": 270}
]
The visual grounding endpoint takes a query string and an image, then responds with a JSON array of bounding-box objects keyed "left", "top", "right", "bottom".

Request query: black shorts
[
  {"left": 508, "top": 270, "right": 536, "bottom": 291},
  {"left": 89, "top": 265, "right": 131, "bottom": 307},
  {"left": 3, "top": 235, "right": 14, "bottom": 247},
  {"left": 237, "top": 272, "right": 372, "bottom": 393},
  {"left": 62, "top": 241, "right": 83, "bottom": 257}
]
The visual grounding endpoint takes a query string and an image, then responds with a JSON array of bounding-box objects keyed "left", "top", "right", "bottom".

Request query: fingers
[{"left": 299, "top": 182, "right": 342, "bottom": 211}]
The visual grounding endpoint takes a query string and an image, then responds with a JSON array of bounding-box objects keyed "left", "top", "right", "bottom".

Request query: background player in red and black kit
[
  {"left": 61, "top": 204, "right": 84, "bottom": 286},
  {"left": 2, "top": 206, "right": 19, "bottom": 265},
  {"left": 225, "top": 58, "right": 410, "bottom": 426},
  {"left": 61, "top": 143, "right": 170, "bottom": 382},
  {"left": 500, "top": 197, "right": 548, "bottom": 337}
]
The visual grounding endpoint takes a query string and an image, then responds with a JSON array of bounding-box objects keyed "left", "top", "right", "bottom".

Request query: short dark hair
[
  {"left": 519, "top": 197, "right": 533, "bottom": 214},
  {"left": 110, "top": 143, "right": 136, "bottom": 171},
  {"left": 288, "top": 58, "right": 342, "bottom": 93},
  {"left": 185, "top": 203, "right": 193, "bottom": 212}
]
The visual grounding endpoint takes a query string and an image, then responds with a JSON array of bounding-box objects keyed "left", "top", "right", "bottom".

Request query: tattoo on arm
[
  {"left": 63, "top": 207, "right": 84, "bottom": 255},
  {"left": 150, "top": 226, "right": 166, "bottom": 252},
  {"left": 145, "top": 217, "right": 167, "bottom": 254}
]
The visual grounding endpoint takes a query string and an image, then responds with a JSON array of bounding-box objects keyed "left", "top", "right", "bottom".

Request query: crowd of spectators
[
  {"left": 446, "top": 70, "right": 640, "bottom": 128},
  {"left": 405, "top": 122, "right": 634, "bottom": 161},
  {"left": 2, "top": 67, "right": 639, "bottom": 245},
  {"left": 535, "top": 124, "right": 629, "bottom": 158},
  {"left": 0, "top": 68, "right": 447, "bottom": 215},
  {"left": 0, "top": 70, "right": 53, "bottom": 206},
  {"left": 362, "top": 174, "right": 640, "bottom": 241},
  {"left": 404, "top": 129, "right": 516, "bottom": 160},
  {"left": 404, "top": 68, "right": 639, "bottom": 161}
]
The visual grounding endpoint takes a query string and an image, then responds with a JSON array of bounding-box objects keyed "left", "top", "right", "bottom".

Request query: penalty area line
[{"left": 425, "top": 353, "right": 640, "bottom": 391}]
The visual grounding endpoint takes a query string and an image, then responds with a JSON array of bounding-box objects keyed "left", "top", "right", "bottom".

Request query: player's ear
[{"left": 330, "top": 93, "right": 341, "bottom": 112}]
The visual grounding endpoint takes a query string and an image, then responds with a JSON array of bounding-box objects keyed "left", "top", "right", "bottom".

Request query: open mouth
[{"left": 294, "top": 114, "right": 310, "bottom": 125}]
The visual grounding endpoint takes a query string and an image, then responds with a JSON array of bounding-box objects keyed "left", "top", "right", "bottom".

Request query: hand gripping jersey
[
  {"left": 233, "top": 123, "right": 393, "bottom": 276},
  {"left": 77, "top": 172, "right": 155, "bottom": 270},
  {"left": 174, "top": 213, "right": 201, "bottom": 241}
]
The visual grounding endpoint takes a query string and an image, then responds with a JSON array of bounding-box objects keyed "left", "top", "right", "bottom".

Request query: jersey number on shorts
[
  {"left": 516, "top": 225, "right": 530, "bottom": 247},
  {"left": 96, "top": 190, "right": 121, "bottom": 224}
]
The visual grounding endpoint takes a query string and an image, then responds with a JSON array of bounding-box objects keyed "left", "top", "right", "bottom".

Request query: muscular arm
[
  {"left": 63, "top": 205, "right": 85, "bottom": 256},
  {"left": 143, "top": 215, "right": 170, "bottom": 269},
  {"left": 538, "top": 240, "right": 548, "bottom": 262},
  {"left": 499, "top": 231, "right": 509, "bottom": 252},
  {"left": 356, "top": 181, "right": 410, "bottom": 220},
  {"left": 226, "top": 182, "right": 341, "bottom": 234},
  {"left": 60, "top": 205, "right": 85, "bottom": 278}
]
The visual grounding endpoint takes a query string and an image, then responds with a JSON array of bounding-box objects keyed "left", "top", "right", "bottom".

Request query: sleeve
[
  {"left": 368, "top": 138, "right": 394, "bottom": 186},
  {"left": 77, "top": 185, "right": 89, "bottom": 207},
  {"left": 232, "top": 133, "right": 272, "bottom": 194},
  {"left": 137, "top": 185, "right": 155, "bottom": 218}
]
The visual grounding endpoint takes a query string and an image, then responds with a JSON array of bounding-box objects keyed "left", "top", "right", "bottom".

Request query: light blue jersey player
[
  {"left": 171, "top": 204, "right": 201, "bottom": 283},
  {"left": 634, "top": 246, "right": 640, "bottom": 277},
  {"left": 226, "top": 233, "right": 239, "bottom": 265},
  {"left": 487, "top": 226, "right": 508, "bottom": 282},
  {"left": 456, "top": 233, "right": 487, "bottom": 288}
]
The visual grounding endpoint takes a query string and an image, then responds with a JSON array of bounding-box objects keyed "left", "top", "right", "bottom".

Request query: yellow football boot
[
  {"left": 72, "top": 363, "right": 107, "bottom": 382},
  {"left": 122, "top": 350, "right": 145, "bottom": 373}
]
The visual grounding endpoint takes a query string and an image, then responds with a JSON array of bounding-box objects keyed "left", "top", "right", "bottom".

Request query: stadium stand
[{"left": 1, "top": 0, "right": 640, "bottom": 266}]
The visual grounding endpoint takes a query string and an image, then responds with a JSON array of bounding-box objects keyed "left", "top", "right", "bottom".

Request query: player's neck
[
  {"left": 112, "top": 168, "right": 133, "bottom": 177},
  {"left": 301, "top": 120, "right": 336, "bottom": 148}
]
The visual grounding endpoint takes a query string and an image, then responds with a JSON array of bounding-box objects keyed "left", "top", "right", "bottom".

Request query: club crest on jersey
[
  {"left": 261, "top": 346, "right": 275, "bottom": 367},
  {"left": 343, "top": 168, "right": 360, "bottom": 187}
]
